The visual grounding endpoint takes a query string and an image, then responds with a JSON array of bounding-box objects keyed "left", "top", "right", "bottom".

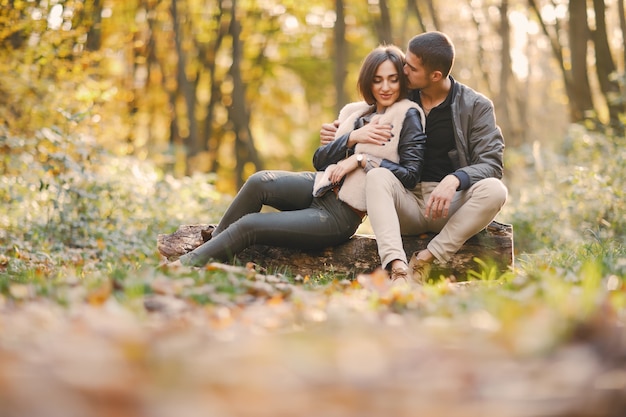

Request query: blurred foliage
[
  {"left": 7, "top": 0, "right": 623, "bottom": 192},
  {"left": 503, "top": 124, "right": 625, "bottom": 258}
]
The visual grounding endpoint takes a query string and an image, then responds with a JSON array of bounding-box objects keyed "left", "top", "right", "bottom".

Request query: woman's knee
[
  {"left": 241, "top": 170, "right": 282, "bottom": 195},
  {"left": 245, "top": 170, "right": 270, "bottom": 186}
]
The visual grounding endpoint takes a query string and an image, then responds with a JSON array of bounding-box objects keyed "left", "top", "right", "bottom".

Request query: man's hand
[
  {"left": 425, "top": 175, "right": 460, "bottom": 220},
  {"left": 320, "top": 120, "right": 339, "bottom": 145},
  {"left": 347, "top": 119, "right": 392, "bottom": 147}
]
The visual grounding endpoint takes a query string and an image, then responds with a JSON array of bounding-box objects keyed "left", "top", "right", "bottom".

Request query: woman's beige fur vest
[{"left": 316, "top": 98, "right": 424, "bottom": 212}]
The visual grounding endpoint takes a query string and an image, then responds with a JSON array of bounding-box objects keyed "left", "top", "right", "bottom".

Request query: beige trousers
[{"left": 365, "top": 168, "right": 508, "bottom": 268}]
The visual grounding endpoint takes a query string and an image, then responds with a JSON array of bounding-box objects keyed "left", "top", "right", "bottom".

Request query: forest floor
[{"left": 1, "top": 261, "right": 625, "bottom": 417}]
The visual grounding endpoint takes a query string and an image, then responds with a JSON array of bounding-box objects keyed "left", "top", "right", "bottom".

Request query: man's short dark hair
[
  {"left": 357, "top": 45, "right": 408, "bottom": 105},
  {"left": 407, "top": 31, "right": 455, "bottom": 77}
]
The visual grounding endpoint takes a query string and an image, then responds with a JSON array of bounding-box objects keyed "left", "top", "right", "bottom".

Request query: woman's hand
[
  {"left": 326, "top": 154, "right": 360, "bottom": 183},
  {"left": 348, "top": 119, "right": 392, "bottom": 147}
]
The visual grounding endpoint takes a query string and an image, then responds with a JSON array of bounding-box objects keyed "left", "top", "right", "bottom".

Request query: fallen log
[{"left": 157, "top": 221, "right": 514, "bottom": 280}]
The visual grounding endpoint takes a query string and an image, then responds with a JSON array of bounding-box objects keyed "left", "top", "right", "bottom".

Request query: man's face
[{"left": 403, "top": 51, "right": 430, "bottom": 90}]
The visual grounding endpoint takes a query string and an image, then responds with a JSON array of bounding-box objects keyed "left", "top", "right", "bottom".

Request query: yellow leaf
[
  {"left": 266, "top": 294, "right": 283, "bottom": 305},
  {"left": 86, "top": 280, "right": 113, "bottom": 306}
]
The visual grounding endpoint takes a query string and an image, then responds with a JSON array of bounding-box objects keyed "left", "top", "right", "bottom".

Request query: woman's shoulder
[{"left": 337, "top": 101, "right": 372, "bottom": 122}]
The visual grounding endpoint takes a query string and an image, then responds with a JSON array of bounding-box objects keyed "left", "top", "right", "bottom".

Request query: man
[{"left": 321, "top": 31, "right": 507, "bottom": 284}]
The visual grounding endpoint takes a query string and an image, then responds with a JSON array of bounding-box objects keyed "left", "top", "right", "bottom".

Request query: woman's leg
[
  {"left": 180, "top": 193, "right": 361, "bottom": 267},
  {"left": 213, "top": 170, "right": 316, "bottom": 236}
]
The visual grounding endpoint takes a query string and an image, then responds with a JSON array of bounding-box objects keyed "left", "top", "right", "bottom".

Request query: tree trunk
[
  {"left": 85, "top": 0, "right": 103, "bottom": 51},
  {"left": 228, "top": 0, "right": 262, "bottom": 188},
  {"left": 497, "top": 0, "right": 519, "bottom": 146},
  {"left": 199, "top": 1, "right": 227, "bottom": 172},
  {"left": 569, "top": 0, "right": 595, "bottom": 123},
  {"left": 527, "top": 0, "right": 579, "bottom": 123},
  {"left": 467, "top": 0, "right": 493, "bottom": 95},
  {"left": 374, "top": 0, "right": 393, "bottom": 44},
  {"left": 591, "top": 0, "right": 624, "bottom": 133},
  {"left": 157, "top": 222, "right": 514, "bottom": 281},
  {"left": 334, "top": 0, "right": 348, "bottom": 114},
  {"left": 617, "top": 0, "right": 626, "bottom": 72},
  {"left": 425, "top": 0, "right": 440, "bottom": 31},
  {"left": 408, "top": 0, "right": 428, "bottom": 34},
  {"left": 172, "top": 0, "right": 201, "bottom": 167}
]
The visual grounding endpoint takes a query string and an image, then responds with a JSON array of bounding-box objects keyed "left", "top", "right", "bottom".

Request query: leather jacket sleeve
[
  {"left": 379, "top": 107, "right": 426, "bottom": 189},
  {"left": 312, "top": 131, "right": 354, "bottom": 171}
]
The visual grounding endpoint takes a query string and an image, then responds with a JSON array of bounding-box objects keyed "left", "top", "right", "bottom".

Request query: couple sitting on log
[{"left": 165, "top": 31, "right": 507, "bottom": 286}]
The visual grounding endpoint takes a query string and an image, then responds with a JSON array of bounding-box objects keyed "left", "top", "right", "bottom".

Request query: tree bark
[
  {"left": 617, "top": 0, "right": 626, "bottom": 72},
  {"left": 569, "top": 0, "right": 596, "bottom": 123},
  {"left": 201, "top": 0, "right": 227, "bottom": 172},
  {"left": 172, "top": 0, "right": 201, "bottom": 165},
  {"left": 334, "top": 0, "right": 348, "bottom": 114},
  {"left": 591, "top": 0, "right": 624, "bottom": 133},
  {"left": 373, "top": 0, "right": 393, "bottom": 44},
  {"left": 85, "top": 0, "right": 103, "bottom": 51},
  {"left": 157, "top": 222, "right": 514, "bottom": 280},
  {"left": 228, "top": 0, "right": 262, "bottom": 188},
  {"left": 527, "top": 0, "right": 578, "bottom": 123},
  {"left": 408, "top": 0, "right": 427, "bottom": 33},
  {"left": 497, "top": 0, "right": 520, "bottom": 147}
]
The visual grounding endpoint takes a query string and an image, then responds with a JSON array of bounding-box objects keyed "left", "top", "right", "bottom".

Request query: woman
[{"left": 170, "top": 45, "right": 426, "bottom": 280}]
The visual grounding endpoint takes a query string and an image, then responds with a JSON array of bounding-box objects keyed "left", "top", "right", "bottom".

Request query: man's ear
[{"left": 430, "top": 70, "right": 443, "bottom": 82}]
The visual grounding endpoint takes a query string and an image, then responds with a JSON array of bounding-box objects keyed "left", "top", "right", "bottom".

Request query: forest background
[{"left": 1, "top": 0, "right": 626, "bottom": 416}]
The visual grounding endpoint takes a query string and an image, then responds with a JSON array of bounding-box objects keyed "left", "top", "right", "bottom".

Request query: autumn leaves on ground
[{"left": 1, "top": 127, "right": 626, "bottom": 417}]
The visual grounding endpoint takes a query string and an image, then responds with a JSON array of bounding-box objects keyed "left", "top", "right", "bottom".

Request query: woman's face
[{"left": 372, "top": 59, "right": 401, "bottom": 113}]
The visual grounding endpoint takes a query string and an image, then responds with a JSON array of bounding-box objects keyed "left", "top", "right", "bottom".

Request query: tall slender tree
[
  {"left": 569, "top": 0, "right": 595, "bottom": 123},
  {"left": 497, "top": 0, "right": 520, "bottom": 146},
  {"left": 590, "top": 0, "right": 624, "bottom": 133},
  {"left": 617, "top": 0, "right": 626, "bottom": 68},
  {"left": 227, "top": 0, "right": 262, "bottom": 188},
  {"left": 171, "top": 0, "right": 201, "bottom": 167},
  {"left": 528, "top": 0, "right": 594, "bottom": 124},
  {"left": 373, "top": 0, "right": 393, "bottom": 44},
  {"left": 334, "top": 0, "right": 348, "bottom": 113},
  {"left": 198, "top": 0, "right": 228, "bottom": 173}
]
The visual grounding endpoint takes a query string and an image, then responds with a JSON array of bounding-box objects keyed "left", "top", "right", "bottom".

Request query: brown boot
[
  {"left": 408, "top": 252, "right": 432, "bottom": 284},
  {"left": 200, "top": 225, "right": 217, "bottom": 242}
]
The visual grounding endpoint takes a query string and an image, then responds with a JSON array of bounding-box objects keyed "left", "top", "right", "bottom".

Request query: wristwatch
[{"left": 356, "top": 153, "right": 364, "bottom": 168}]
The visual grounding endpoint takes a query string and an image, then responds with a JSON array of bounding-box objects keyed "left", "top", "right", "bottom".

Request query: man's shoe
[
  {"left": 390, "top": 265, "right": 409, "bottom": 286},
  {"left": 408, "top": 252, "right": 432, "bottom": 284}
]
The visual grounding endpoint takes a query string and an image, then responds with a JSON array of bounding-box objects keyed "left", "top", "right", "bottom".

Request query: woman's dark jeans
[{"left": 179, "top": 170, "right": 362, "bottom": 266}]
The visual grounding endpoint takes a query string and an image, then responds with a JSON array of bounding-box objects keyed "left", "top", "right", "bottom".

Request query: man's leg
[
  {"left": 424, "top": 177, "right": 508, "bottom": 262},
  {"left": 365, "top": 168, "right": 426, "bottom": 270}
]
